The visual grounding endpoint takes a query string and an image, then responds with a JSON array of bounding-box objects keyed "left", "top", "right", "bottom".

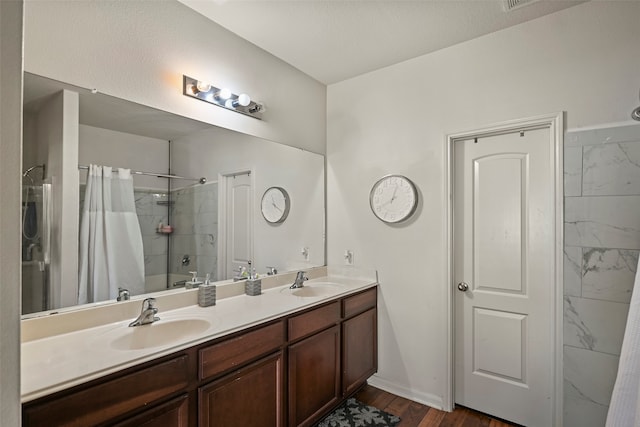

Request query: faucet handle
[
  {"left": 142, "top": 297, "right": 156, "bottom": 310},
  {"left": 117, "top": 287, "right": 130, "bottom": 302}
]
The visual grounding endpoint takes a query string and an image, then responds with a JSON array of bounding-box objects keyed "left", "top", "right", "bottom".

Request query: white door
[
  {"left": 454, "top": 127, "right": 554, "bottom": 426},
  {"left": 224, "top": 172, "right": 252, "bottom": 280}
]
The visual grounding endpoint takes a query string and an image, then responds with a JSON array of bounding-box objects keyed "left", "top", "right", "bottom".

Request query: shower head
[{"left": 22, "top": 164, "right": 46, "bottom": 180}]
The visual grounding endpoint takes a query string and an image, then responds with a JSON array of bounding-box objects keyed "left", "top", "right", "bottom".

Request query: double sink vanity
[{"left": 21, "top": 267, "right": 378, "bottom": 426}]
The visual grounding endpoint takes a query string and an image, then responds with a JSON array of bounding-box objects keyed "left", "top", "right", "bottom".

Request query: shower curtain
[
  {"left": 78, "top": 165, "right": 145, "bottom": 304},
  {"left": 607, "top": 258, "right": 640, "bottom": 426}
]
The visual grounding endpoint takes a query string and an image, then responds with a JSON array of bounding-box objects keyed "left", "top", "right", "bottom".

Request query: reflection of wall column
[{"left": 37, "top": 90, "right": 79, "bottom": 309}]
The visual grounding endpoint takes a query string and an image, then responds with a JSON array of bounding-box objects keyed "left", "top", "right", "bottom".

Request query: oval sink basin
[
  {"left": 280, "top": 282, "right": 345, "bottom": 298},
  {"left": 110, "top": 318, "right": 211, "bottom": 351}
]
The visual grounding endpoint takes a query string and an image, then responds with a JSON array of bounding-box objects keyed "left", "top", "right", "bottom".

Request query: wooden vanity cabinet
[
  {"left": 22, "top": 286, "right": 378, "bottom": 427},
  {"left": 287, "top": 302, "right": 341, "bottom": 427},
  {"left": 198, "top": 320, "right": 285, "bottom": 427},
  {"left": 22, "top": 353, "right": 192, "bottom": 427},
  {"left": 342, "top": 288, "right": 377, "bottom": 396},
  {"left": 199, "top": 351, "right": 284, "bottom": 427}
]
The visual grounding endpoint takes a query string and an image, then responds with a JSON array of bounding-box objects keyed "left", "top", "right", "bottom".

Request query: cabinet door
[
  {"left": 112, "top": 395, "right": 189, "bottom": 427},
  {"left": 199, "top": 351, "right": 284, "bottom": 427},
  {"left": 343, "top": 307, "right": 377, "bottom": 396},
  {"left": 288, "top": 325, "right": 341, "bottom": 427}
]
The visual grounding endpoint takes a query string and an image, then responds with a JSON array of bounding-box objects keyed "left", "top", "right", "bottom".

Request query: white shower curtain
[
  {"left": 607, "top": 258, "right": 640, "bottom": 426},
  {"left": 78, "top": 165, "right": 145, "bottom": 304}
]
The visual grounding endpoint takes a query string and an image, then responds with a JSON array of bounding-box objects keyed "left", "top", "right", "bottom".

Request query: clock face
[
  {"left": 261, "top": 187, "right": 290, "bottom": 224},
  {"left": 369, "top": 175, "right": 418, "bottom": 223}
]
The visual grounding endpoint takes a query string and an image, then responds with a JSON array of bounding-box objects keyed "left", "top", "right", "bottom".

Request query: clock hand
[
  {"left": 272, "top": 201, "right": 283, "bottom": 212},
  {"left": 389, "top": 185, "right": 398, "bottom": 204}
]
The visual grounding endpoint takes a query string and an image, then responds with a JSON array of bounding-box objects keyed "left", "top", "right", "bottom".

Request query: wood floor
[{"left": 355, "top": 384, "right": 517, "bottom": 427}]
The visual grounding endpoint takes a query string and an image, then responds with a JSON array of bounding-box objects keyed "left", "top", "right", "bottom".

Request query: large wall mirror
[{"left": 21, "top": 73, "right": 325, "bottom": 317}]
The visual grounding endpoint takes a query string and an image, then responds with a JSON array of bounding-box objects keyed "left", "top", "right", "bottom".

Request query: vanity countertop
[{"left": 21, "top": 274, "right": 376, "bottom": 403}]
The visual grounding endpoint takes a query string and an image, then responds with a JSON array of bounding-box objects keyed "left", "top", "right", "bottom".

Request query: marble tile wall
[
  {"left": 563, "top": 123, "right": 640, "bottom": 426},
  {"left": 169, "top": 182, "right": 218, "bottom": 281}
]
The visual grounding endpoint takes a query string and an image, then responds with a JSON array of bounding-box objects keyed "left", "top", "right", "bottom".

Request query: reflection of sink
[
  {"left": 110, "top": 318, "right": 211, "bottom": 351},
  {"left": 280, "top": 282, "right": 345, "bottom": 298}
]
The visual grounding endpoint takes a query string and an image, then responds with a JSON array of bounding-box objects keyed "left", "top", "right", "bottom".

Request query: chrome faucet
[
  {"left": 266, "top": 266, "right": 278, "bottom": 276},
  {"left": 290, "top": 271, "right": 308, "bottom": 289},
  {"left": 129, "top": 298, "right": 160, "bottom": 327},
  {"left": 117, "top": 287, "right": 130, "bottom": 301},
  {"left": 233, "top": 266, "right": 248, "bottom": 282}
]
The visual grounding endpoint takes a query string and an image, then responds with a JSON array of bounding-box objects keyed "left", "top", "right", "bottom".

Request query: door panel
[
  {"left": 473, "top": 308, "right": 527, "bottom": 384},
  {"left": 474, "top": 154, "right": 526, "bottom": 293},
  {"left": 224, "top": 173, "right": 252, "bottom": 279},
  {"left": 454, "top": 127, "right": 553, "bottom": 427}
]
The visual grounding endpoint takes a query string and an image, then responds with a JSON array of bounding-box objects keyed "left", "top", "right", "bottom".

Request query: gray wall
[
  {"left": 563, "top": 123, "right": 640, "bottom": 426},
  {"left": 0, "top": 0, "right": 24, "bottom": 423}
]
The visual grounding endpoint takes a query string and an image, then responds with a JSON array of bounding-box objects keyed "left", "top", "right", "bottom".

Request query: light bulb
[
  {"left": 196, "top": 81, "right": 212, "bottom": 93},
  {"left": 237, "top": 93, "right": 251, "bottom": 107},
  {"left": 224, "top": 99, "right": 235, "bottom": 109},
  {"left": 215, "top": 88, "right": 232, "bottom": 100},
  {"left": 186, "top": 84, "right": 199, "bottom": 95}
]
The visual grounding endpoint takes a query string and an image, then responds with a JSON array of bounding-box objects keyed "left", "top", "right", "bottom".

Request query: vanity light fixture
[
  {"left": 183, "top": 75, "right": 264, "bottom": 120},
  {"left": 215, "top": 88, "right": 232, "bottom": 100}
]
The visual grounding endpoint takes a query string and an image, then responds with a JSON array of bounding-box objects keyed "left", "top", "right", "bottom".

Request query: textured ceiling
[{"left": 179, "top": 0, "right": 585, "bottom": 84}]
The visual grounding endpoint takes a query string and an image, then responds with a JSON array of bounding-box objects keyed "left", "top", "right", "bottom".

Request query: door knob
[{"left": 457, "top": 282, "right": 469, "bottom": 292}]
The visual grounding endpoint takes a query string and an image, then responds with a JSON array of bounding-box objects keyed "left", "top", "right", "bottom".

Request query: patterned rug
[{"left": 316, "top": 398, "right": 401, "bottom": 427}]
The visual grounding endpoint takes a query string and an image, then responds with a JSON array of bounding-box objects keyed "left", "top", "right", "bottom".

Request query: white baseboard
[{"left": 366, "top": 375, "right": 447, "bottom": 411}]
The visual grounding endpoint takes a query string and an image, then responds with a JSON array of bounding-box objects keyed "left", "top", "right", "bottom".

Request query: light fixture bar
[{"left": 182, "top": 75, "right": 264, "bottom": 120}]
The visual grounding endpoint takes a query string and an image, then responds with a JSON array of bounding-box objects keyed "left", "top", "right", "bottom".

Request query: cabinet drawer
[
  {"left": 199, "top": 320, "right": 285, "bottom": 381},
  {"left": 23, "top": 355, "right": 189, "bottom": 427},
  {"left": 288, "top": 301, "right": 340, "bottom": 342},
  {"left": 112, "top": 394, "right": 189, "bottom": 427},
  {"left": 343, "top": 287, "right": 377, "bottom": 319}
]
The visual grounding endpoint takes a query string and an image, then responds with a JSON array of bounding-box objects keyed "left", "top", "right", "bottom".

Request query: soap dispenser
[
  {"left": 198, "top": 273, "right": 216, "bottom": 307},
  {"left": 245, "top": 261, "right": 262, "bottom": 296},
  {"left": 186, "top": 271, "right": 203, "bottom": 289}
]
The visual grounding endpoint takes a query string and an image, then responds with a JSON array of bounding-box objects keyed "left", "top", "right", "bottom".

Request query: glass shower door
[{"left": 22, "top": 182, "right": 51, "bottom": 314}]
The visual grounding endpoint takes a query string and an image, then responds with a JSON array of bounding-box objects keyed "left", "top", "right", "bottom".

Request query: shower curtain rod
[{"left": 78, "top": 165, "right": 206, "bottom": 184}]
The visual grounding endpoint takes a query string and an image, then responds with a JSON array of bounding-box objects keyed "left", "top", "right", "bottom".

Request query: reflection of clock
[
  {"left": 261, "top": 187, "right": 290, "bottom": 224},
  {"left": 369, "top": 175, "right": 418, "bottom": 224}
]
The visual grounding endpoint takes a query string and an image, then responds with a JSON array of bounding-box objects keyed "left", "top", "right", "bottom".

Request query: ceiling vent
[{"left": 503, "top": 0, "right": 540, "bottom": 12}]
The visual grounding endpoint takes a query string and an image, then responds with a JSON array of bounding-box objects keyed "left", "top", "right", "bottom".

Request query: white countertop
[{"left": 21, "top": 274, "right": 376, "bottom": 403}]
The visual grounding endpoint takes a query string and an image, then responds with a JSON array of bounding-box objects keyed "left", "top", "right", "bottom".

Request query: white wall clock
[
  {"left": 261, "top": 186, "right": 290, "bottom": 224},
  {"left": 369, "top": 175, "right": 418, "bottom": 224}
]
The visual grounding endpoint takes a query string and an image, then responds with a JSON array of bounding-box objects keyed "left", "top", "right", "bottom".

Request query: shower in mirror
[{"left": 21, "top": 164, "right": 51, "bottom": 314}]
